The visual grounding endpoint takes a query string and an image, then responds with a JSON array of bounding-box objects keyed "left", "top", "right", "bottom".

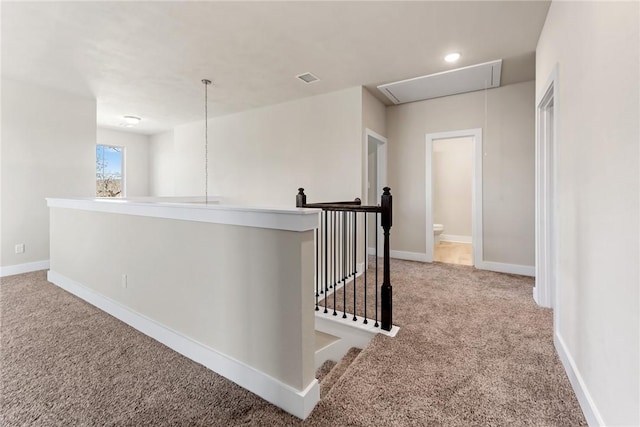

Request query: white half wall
[
  {"left": 97, "top": 128, "right": 150, "bottom": 197},
  {"left": 49, "top": 206, "right": 318, "bottom": 418},
  {"left": 536, "top": 2, "right": 639, "bottom": 426},
  {"left": 0, "top": 78, "right": 96, "bottom": 270},
  {"left": 386, "top": 80, "right": 535, "bottom": 268}
]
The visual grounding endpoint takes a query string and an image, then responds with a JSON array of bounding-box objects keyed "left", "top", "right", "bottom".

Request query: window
[{"left": 96, "top": 145, "right": 125, "bottom": 197}]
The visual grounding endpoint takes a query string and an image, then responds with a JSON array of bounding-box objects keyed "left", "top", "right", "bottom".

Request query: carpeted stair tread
[
  {"left": 319, "top": 347, "right": 362, "bottom": 398},
  {"left": 315, "top": 359, "right": 336, "bottom": 384}
]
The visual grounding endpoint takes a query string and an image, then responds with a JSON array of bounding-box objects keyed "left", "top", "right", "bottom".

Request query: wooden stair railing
[{"left": 296, "top": 187, "right": 393, "bottom": 331}]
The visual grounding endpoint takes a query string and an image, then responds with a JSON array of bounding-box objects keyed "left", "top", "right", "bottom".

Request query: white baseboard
[
  {"left": 0, "top": 260, "right": 50, "bottom": 278},
  {"left": 367, "top": 247, "right": 376, "bottom": 256},
  {"left": 47, "top": 270, "right": 320, "bottom": 419},
  {"left": 555, "top": 332, "right": 604, "bottom": 426},
  {"left": 389, "top": 250, "right": 428, "bottom": 262},
  {"left": 475, "top": 260, "right": 535, "bottom": 277},
  {"left": 440, "top": 234, "right": 472, "bottom": 244}
]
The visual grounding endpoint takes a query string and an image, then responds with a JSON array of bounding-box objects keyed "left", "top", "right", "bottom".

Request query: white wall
[
  {"left": 97, "top": 128, "right": 150, "bottom": 197},
  {"left": 387, "top": 80, "right": 535, "bottom": 267},
  {"left": 536, "top": 2, "right": 639, "bottom": 425},
  {"left": 149, "top": 87, "right": 362, "bottom": 206},
  {"left": 432, "top": 137, "right": 472, "bottom": 239},
  {"left": 0, "top": 78, "right": 96, "bottom": 272},
  {"left": 362, "top": 87, "right": 387, "bottom": 202},
  {"left": 149, "top": 130, "right": 175, "bottom": 196}
]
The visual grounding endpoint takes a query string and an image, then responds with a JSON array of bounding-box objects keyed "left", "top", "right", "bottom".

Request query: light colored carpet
[{"left": 0, "top": 260, "right": 586, "bottom": 426}]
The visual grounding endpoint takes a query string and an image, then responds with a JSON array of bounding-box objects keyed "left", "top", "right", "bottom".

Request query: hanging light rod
[{"left": 202, "top": 79, "right": 212, "bottom": 204}]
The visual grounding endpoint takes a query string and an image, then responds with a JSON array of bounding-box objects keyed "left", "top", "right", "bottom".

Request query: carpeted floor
[{"left": 0, "top": 260, "right": 586, "bottom": 426}]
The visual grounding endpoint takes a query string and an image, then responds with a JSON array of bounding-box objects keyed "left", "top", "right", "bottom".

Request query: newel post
[
  {"left": 380, "top": 187, "right": 393, "bottom": 331},
  {"left": 296, "top": 188, "right": 307, "bottom": 207}
]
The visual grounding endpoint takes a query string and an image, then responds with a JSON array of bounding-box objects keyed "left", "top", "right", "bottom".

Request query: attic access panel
[{"left": 378, "top": 59, "right": 502, "bottom": 104}]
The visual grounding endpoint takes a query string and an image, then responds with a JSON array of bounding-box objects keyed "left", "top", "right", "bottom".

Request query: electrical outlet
[
  {"left": 15, "top": 243, "right": 25, "bottom": 254},
  {"left": 121, "top": 274, "right": 128, "bottom": 289}
]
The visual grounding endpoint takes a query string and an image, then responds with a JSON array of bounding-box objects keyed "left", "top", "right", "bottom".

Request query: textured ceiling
[{"left": 1, "top": 1, "right": 550, "bottom": 135}]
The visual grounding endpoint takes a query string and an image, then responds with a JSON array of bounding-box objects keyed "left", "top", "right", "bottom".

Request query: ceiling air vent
[
  {"left": 296, "top": 72, "right": 320, "bottom": 84},
  {"left": 378, "top": 59, "right": 502, "bottom": 104}
]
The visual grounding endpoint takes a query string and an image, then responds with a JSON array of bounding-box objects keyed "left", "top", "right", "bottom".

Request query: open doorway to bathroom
[
  {"left": 425, "top": 129, "right": 483, "bottom": 266},
  {"left": 432, "top": 137, "right": 473, "bottom": 265}
]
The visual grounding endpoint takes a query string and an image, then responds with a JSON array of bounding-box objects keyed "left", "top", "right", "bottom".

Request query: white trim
[
  {"left": 47, "top": 197, "right": 319, "bottom": 232},
  {"left": 314, "top": 331, "right": 342, "bottom": 369},
  {"left": 475, "top": 260, "right": 535, "bottom": 277},
  {"left": 365, "top": 128, "right": 388, "bottom": 257},
  {"left": 554, "top": 332, "right": 605, "bottom": 426},
  {"left": 425, "top": 129, "right": 483, "bottom": 266},
  {"left": 534, "top": 64, "right": 559, "bottom": 309},
  {"left": 316, "top": 309, "right": 399, "bottom": 338},
  {"left": 367, "top": 247, "right": 377, "bottom": 256},
  {"left": 440, "top": 234, "right": 472, "bottom": 244},
  {"left": 0, "top": 260, "right": 50, "bottom": 277},
  {"left": 314, "top": 310, "right": 399, "bottom": 367},
  {"left": 47, "top": 270, "right": 320, "bottom": 419},
  {"left": 314, "top": 312, "right": 398, "bottom": 369},
  {"left": 389, "top": 250, "right": 428, "bottom": 263}
]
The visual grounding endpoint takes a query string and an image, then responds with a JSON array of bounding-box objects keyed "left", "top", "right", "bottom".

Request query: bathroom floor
[{"left": 434, "top": 241, "right": 473, "bottom": 266}]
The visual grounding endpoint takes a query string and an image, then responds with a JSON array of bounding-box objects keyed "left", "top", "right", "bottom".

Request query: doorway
[
  {"left": 534, "top": 67, "right": 557, "bottom": 309},
  {"left": 365, "top": 129, "right": 387, "bottom": 260},
  {"left": 425, "top": 129, "right": 483, "bottom": 265},
  {"left": 431, "top": 137, "right": 473, "bottom": 265}
]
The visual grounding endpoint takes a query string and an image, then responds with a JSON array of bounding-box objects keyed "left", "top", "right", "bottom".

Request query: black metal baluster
[
  {"left": 333, "top": 211, "right": 337, "bottom": 315},
  {"left": 324, "top": 210, "right": 328, "bottom": 314},
  {"left": 363, "top": 212, "right": 368, "bottom": 324},
  {"left": 342, "top": 210, "right": 347, "bottom": 319},
  {"left": 319, "top": 211, "right": 324, "bottom": 295},
  {"left": 349, "top": 212, "right": 353, "bottom": 278},
  {"left": 353, "top": 211, "right": 357, "bottom": 322},
  {"left": 375, "top": 212, "right": 379, "bottom": 327},
  {"left": 315, "top": 227, "right": 319, "bottom": 312},
  {"left": 346, "top": 212, "right": 350, "bottom": 277},
  {"left": 328, "top": 211, "right": 335, "bottom": 289}
]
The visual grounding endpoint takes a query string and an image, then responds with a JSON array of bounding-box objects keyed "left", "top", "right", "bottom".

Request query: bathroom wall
[{"left": 432, "top": 137, "right": 472, "bottom": 242}]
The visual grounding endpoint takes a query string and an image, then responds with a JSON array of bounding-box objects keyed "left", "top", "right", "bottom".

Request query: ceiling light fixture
[
  {"left": 123, "top": 115, "right": 141, "bottom": 127},
  {"left": 444, "top": 52, "right": 461, "bottom": 63}
]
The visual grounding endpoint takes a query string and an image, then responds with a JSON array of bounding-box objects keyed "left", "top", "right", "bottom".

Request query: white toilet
[{"left": 434, "top": 224, "right": 444, "bottom": 245}]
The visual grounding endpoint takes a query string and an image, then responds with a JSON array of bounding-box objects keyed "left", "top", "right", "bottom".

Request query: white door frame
[
  {"left": 364, "top": 128, "right": 388, "bottom": 258},
  {"left": 425, "top": 129, "right": 483, "bottom": 264},
  {"left": 534, "top": 65, "right": 558, "bottom": 309}
]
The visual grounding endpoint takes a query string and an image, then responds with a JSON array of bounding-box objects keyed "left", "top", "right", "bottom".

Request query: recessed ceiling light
[
  {"left": 444, "top": 52, "right": 461, "bottom": 63},
  {"left": 123, "top": 116, "right": 141, "bottom": 127},
  {"left": 296, "top": 72, "right": 320, "bottom": 84}
]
